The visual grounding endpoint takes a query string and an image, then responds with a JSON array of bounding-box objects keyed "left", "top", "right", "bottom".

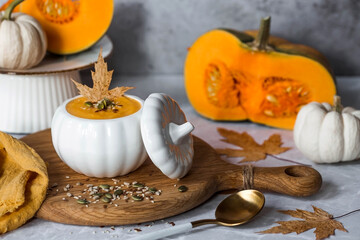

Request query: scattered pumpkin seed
[
  {"left": 114, "top": 189, "right": 123, "bottom": 196},
  {"left": 93, "top": 193, "right": 103, "bottom": 197},
  {"left": 105, "top": 193, "right": 113, "bottom": 199},
  {"left": 101, "top": 196, "right": 111, "bottom": 203},
  {"left": 132, "top": 195, "right": 143, "bottom": 201},
  {"left": 149, "top": 187, "right": 157, "bottom": 193},
  {"left": 133, "top": 182, "right": 145, "bottom": 188},
  {"left": 178, "top": 185, "right": 188, "bottom": 192},
  {"left": 77, "top": 199, "right": 89, "bottom": 205},
  {"left": 99, "top": 184, "right": 110, "bottom": 190}
]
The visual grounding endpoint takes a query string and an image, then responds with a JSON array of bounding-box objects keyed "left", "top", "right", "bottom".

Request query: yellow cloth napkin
[{"left": 0, "top": 131, "right": 48, "bottom": 234}]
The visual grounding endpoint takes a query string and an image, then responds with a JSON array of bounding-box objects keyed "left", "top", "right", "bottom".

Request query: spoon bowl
[
  {"left": 215, "top": 189, "right": 265, "bottom": 226},
  {"left": 192, "top": 189, "right": 265, "bottom": 227}
]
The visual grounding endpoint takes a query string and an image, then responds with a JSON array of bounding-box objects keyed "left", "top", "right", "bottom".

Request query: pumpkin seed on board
[
  {"left": 77, "top": 199, "right": 89, "bottom": 205},
  {"left": 99, "top": 184, "right": 110, "bottom": 190},
  {"left": 105, "top": 193, "right": 112, "bottom": 199},
  {"left": 133, "top": 182, "right": 145, "bottom": 188},
  {"left": 178, "top": 185, "right": 188, "bottom": 192},
  {"left": 132, "top": 195, "right": 143, "bottom": 201},
  {"left": 114, "top": 189, "right": 123, "bottom": 196},
  {"left": 149, "top": 187, "right": 157, "bottom": 193},
  {"left": 101, "top": 197, "right": 111, "bottom": 203}
]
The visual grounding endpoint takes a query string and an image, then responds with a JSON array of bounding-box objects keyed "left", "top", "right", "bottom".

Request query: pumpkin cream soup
[{"left": 66, "top": 96, "right": 141, "bottom": 119}]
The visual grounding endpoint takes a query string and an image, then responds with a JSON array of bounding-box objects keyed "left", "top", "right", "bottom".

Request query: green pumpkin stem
[
  {"left": 3, "top": 0, "right": 24, "bottom": 21},
  {"left": 253, "top": 16, "right": 271, "bottom": 51},
  {"left": 333, "top": 95, "right": 343, "bottom": 113}
]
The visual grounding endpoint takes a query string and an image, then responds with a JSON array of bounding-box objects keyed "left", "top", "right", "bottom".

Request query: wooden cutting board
[{"left": 21, "top": 129, "right": 322, "bottom": 226}]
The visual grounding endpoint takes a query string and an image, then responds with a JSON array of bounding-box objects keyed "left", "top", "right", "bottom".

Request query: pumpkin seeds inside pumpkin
[
  {"left": 266, "top": 94, "right": 278, "bottom": 104},
  {"left": 264, "top": 110, "right": 274, "bottom": 117},
  {"left": 178, "top": 185, "right": 188, "bottom": 192}
]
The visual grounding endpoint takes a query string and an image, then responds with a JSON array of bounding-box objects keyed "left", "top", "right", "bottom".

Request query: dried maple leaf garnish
[
  {"left": 259, "top": 206, "right": 348, "bottom": 240},
  {"left": 216, "top": 128, "right": 290, "bottom": 162},
  {"left": 72, "top": 49, "right": 134, "bottom": 102}
]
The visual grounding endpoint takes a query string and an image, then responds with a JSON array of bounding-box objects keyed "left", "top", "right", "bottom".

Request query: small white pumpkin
[
  {"left": 294, "top": 96, "right": 360, "bottom": 163},
  {"left": 0, "top": 0, "right": 47, "bottom": 70}
]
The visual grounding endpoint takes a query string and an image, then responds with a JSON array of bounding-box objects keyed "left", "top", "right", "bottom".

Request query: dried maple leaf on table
[
  {"left": 72, "top": 49, "right": 134, "bottom": 102},
  {"left": 259, "top": 205, "right": 347, "bottom": 240},
  {"left": 216, "top": 128, "right": 290, "bottom": 162}
]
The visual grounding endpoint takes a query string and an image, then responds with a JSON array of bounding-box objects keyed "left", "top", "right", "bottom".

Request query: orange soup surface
[{"left": 66, "top": 96, "right": 141, "bottom": 119}]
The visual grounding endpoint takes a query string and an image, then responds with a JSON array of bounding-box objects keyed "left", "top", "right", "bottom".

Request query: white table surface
[{"left": 3, "top": 75, "right": 360, "bottom": 240}]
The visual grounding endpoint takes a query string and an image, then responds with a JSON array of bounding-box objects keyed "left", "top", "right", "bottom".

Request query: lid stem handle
[{"left": 169, "top": 122, "right": 194, "bottom": 145}]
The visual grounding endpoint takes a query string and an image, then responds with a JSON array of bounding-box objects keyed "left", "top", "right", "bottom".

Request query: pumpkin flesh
[
  {"left": 185, "top": 28, "right": 336, "bottom": 129},
  {"left": 19, "top": 0, "right": 113, "bottom": 54}
]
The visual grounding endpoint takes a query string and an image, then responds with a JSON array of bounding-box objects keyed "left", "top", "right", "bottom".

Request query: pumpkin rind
[
  {"left": 185, "top": 18, "right": 336, "bottom": 130},
  {"left": 19, "top": 0, "right": 113, "bottom": 54}
]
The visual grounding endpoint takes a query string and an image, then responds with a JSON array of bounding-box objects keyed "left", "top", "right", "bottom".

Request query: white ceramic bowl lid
[{"left": 141, "top": 93, "right": 194, "bottom": 179}]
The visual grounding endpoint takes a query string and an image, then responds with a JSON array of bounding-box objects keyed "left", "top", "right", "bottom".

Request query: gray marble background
[
  {"left": 105, "top": 0, "right": 360, "bottom": 76},
  {"left": 1, "top": 0, "right": 360, "bottom": 76}
]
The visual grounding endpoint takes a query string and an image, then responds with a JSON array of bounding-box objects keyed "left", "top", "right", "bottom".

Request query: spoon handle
[{"left": 130, "top": 222, "right": 193, "bottom": 240}]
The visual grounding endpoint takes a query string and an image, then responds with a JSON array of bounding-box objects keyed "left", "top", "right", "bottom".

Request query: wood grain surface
[{"left": 21, "top": 129, "right": 322, "bottom": 226}]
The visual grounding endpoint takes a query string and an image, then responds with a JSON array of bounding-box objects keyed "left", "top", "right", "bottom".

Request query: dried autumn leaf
[
  {"left": 259, "top": 206, "right": 347, "bottom": 240},
  {"left": 72, "top": 49, "right": 134, "bottom": 102},
  {"left": 216, "top": 128, "right": 290, "bottom": 162}
]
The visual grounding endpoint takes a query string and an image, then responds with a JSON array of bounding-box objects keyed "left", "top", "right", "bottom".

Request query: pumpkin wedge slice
[
  {"left": 20, "top": 0, "right": 113, "bottom": 54},
  {"left": 184, "top": 17, "right": 336, "bottom": 129}
]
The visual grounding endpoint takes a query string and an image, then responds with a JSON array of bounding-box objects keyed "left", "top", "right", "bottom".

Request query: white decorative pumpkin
[
  {"left": 294, "top": 96, "right": 360, "bottom": 163},
  {"left": 0, "top": 0, "right": 47, "bottom": 69}
]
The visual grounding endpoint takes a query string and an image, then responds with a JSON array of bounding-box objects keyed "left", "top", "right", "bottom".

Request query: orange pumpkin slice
[
  {"left": 20, "top": 0, "right": 114, "bottom": 54},
  {"left": 185, "top": 17, "right": 336, "bottom": 129}
]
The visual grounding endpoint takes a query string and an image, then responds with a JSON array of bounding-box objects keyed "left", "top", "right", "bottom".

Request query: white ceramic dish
[
  {"left": 51, "top": 93, "right": 194, "bottom": 178},
  {"left": 51, "top": 95, "right": 148, "bottom": 178},
  {"left": 0, "top": 35, "right": 113, "bottom": 134}
]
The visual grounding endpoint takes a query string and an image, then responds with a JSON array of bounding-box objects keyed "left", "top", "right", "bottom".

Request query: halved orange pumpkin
[
  {"left": 19, "top": 0, "right": 114, "bottom": 54},
  {"left": 185, "top": 17, "right": 336, "bottom": 129}
]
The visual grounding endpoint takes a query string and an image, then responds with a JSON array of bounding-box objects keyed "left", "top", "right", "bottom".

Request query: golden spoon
[{"left": 131, "top": 189, "right": 265, "bottom": 240}]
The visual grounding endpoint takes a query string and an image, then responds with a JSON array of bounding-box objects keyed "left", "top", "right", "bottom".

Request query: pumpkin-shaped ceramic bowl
[
  {"left": 51, "top": 95, "right": 147, "bottom": 177},
  {"left": 52, "top": 93, "right": 194, "bottom": 179}
]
